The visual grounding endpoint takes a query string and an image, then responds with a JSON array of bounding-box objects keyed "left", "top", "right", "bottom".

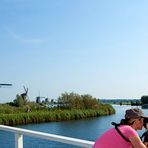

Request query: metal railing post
[{"left": 15, "top": 133, "right": 23, "bottom": 148}]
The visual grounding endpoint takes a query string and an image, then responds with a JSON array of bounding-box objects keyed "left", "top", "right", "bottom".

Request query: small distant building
[
  {"left": 36, "top": 96, "right": 41, "bottom": 103},
  {"left": 36, "top": 96, "right": 54, "bottom": 104},
  {"left": 45, "top": 98, "right": 49, "bottom": 103}
]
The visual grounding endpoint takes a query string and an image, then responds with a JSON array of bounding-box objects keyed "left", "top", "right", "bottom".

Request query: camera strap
[{"left": 111, "top": 122, "right": 130, "bottom": 142}]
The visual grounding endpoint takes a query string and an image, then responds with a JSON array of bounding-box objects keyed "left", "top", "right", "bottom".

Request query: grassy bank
[{"left": 0, "top": 104, "right": 115, "bottom": 126}]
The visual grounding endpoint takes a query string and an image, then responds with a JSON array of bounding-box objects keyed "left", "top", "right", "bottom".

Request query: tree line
[
  {"left": 141, "top": 95, "right": 148, "bottom": 104},
  {"left": 5, "top": 92, "right": 101, "bottom": 112},
  {"left": 8, "top": 93, "right": 148, "bottom": 110}
]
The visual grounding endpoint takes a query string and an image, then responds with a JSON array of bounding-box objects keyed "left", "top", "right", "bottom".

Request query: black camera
[{"left": 143, "top": 117, "right": 148, "bottom": 128}]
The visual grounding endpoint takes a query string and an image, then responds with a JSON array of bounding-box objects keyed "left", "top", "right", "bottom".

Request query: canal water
[{"left": 1, "top": 105, "right": 148, "bottom": 148}]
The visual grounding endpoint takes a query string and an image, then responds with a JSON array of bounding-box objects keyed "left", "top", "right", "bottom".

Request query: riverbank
[{"left": 0, "top": 104, "right": 115, "bottom": 126}]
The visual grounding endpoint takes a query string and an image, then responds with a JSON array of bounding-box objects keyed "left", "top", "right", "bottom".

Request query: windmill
[{"left": 21, "top": 86, "right": 29, "bottom": 104}]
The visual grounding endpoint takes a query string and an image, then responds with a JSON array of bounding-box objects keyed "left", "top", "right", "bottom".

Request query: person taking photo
[{"left": 93, "top": 108, "right": 148, "bottom": 148}]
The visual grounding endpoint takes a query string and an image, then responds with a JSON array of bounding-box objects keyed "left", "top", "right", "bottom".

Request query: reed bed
[{"left": 0, "top": 104, "right": 115, "bottom": 126}]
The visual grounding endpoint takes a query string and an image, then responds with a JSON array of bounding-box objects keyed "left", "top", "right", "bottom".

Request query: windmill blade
[
  {"left": 23, "top": 86, "right": 28, "bottom": 93},
  {"left": 0, "top": 83, "right": 12, "bottom": 86},
  {"left": 0, "top": 83, "right": 12, "bottom": 88}
]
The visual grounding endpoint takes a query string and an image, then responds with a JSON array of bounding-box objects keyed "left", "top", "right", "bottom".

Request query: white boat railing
[{"left": 0, "top": 125, "right": 95, "bottom": 148}]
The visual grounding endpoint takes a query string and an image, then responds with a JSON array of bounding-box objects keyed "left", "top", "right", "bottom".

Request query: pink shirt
[{"left": 93, "top": 125, "right": 138, "bottom": 148}]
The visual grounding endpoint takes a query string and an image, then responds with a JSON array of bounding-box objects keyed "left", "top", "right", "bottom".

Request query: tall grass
[{"left": 0, "top": 104, "right": 115, "bottom": 126}]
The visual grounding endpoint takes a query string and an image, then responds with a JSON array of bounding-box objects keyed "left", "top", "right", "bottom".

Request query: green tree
[
  {"left": 58, "top": 92, "right": 83, "bottom": 109},
  {"left": 58, "top": 92, "right": 99, "bottom": 109},
  {"left": 141, "top": 95, "right": 148, "bottom": 104},
  {"left": 81, "top": 94, "right": 99, "bottom": 109},
  {"left": 13, "top": 95, "right": 25, "bottom": 107}
]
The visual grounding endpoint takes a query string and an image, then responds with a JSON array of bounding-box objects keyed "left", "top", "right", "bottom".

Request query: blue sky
[{"left": 0, "top": 0, "right": 148, "bottom": 103}]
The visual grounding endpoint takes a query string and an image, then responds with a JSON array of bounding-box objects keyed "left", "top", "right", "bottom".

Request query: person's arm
[{"left": 130, "top": 135, "right": 146, "bottom": 148}]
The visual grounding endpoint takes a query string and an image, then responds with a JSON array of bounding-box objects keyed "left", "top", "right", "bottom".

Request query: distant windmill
[{"left": 21, "top": 86, "right": 29, "bottom": 104}]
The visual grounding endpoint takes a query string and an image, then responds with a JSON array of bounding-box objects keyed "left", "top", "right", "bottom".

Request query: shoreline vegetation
[
  {"left": 0, "top": 104, "right": 115, "bottom": 126},
  {"left": 0, "top": 92, "right": 147, "bottom": 126},
  {"left": 0, "top": 92, "right": 116, "bottom": 126}
]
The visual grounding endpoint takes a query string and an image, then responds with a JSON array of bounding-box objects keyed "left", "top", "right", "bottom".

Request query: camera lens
[{"left": 143, "top": 118, "right": 148, "bottom": 128}]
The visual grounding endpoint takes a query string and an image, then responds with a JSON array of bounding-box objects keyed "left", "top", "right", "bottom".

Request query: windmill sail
[
  {"left": 0, "top": 84, "right": 12, "bottom": 86},
  {"left": 0, "top": 83, "right": 12, "bottom": 88}
]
